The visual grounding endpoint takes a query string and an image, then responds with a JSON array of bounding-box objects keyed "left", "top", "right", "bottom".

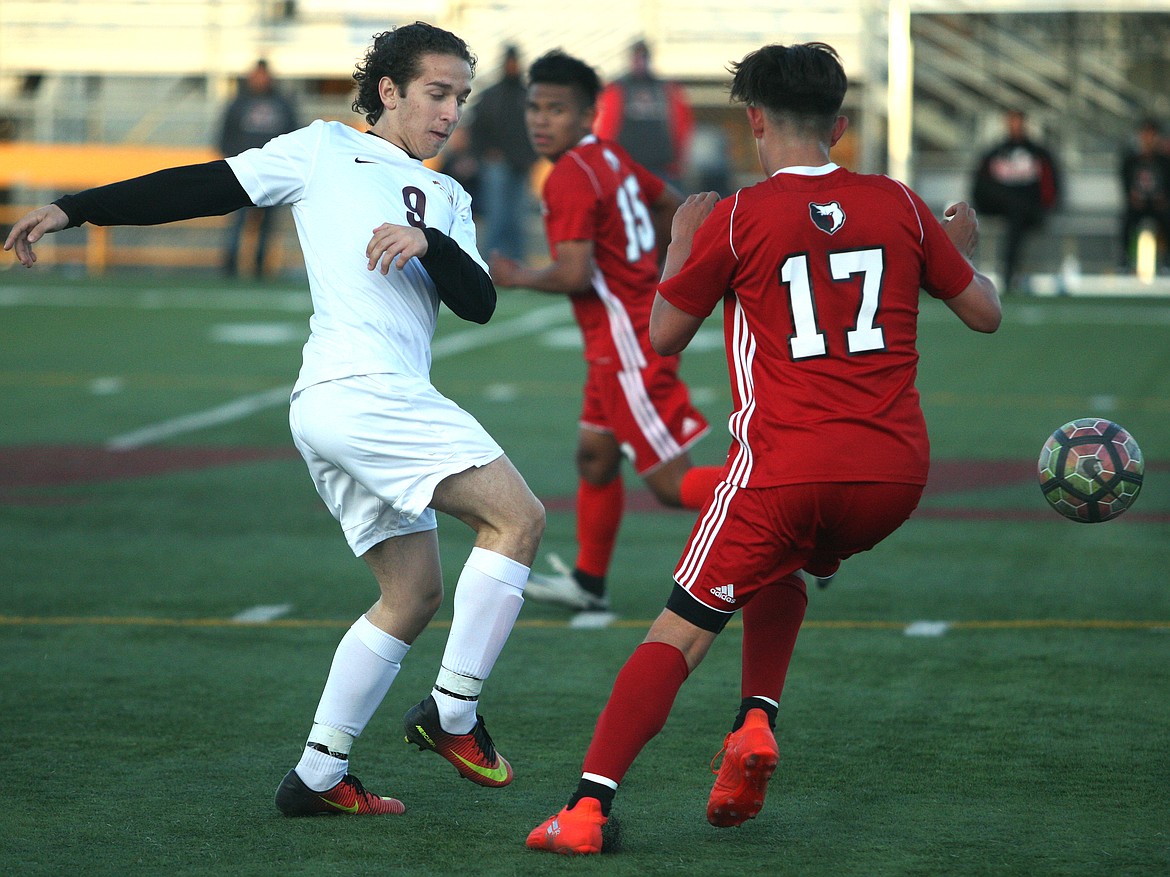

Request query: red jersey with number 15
[
  {"left": 542, "top": 135, "right": 666, "bottom": 370},
  {"left": 657, "top": 164, "right": 975, "bottom": 488}
]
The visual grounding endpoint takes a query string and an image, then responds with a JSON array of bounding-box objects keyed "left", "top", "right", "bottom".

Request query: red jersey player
[
  {"left": 491, "top": 50, "right": 721, "bottom": 616},
  {"left": 526, "top": 42, "right": 1001, "bottom": 855}
]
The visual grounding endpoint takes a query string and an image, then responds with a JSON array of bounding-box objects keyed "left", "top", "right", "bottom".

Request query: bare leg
[
  {"left": 430, "top": 454, "right": 544, "bottom": 564},
  {"left": 420, "top": 454, "right": 545, "bottom": 738},
  {"left": 361, "top": 528, "right": 445, "bottom": 641}
]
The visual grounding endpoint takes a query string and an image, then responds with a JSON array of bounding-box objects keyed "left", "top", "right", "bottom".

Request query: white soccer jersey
[{"left": 226, "top": 120, "right": 486, "bottom": 392}]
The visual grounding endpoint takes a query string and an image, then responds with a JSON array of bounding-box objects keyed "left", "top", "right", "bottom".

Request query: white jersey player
[{"left": 5, "top": 23, "right": 544, "bottom": 816}]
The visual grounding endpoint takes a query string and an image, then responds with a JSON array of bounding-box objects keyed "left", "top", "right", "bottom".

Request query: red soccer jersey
[
  {"left": 541, "top": 135, "right": 666, "bottom": 370},
  {"left": 657, "top": 165, "right": 975, "bottom": 488}
]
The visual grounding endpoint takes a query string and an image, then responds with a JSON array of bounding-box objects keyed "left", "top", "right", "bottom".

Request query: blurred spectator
[
  {"left": 595, "top": 40, "right": 693, "bottom": 189},
  {"left": 688, "top": 123, "right": 731, "bottom": 195},
  {"left": 217, "top": 59, "right": 298, "bottom": 277},
  {"left": 1119, "top": 117, "right": 1170, "bottom": 272},
  {"left": 469, "top": 45, "right": 537, "bottom": 260},
  {"left": 972, "top": 109, "right": 1060, "bottom": 294}
]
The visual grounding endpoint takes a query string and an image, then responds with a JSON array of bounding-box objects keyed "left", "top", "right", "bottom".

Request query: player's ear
[
  {"left": 746, "top": 105, "right": 766, "bottom": 140},
  {"left": 829, "top": 115, "right": 849, "bottom": 147},
  {"left": 378, "top": 76, "right": 398, "bottom": 109}
]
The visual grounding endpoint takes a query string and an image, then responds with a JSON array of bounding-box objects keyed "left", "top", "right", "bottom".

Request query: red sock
[
  {"left": 575, "top": 476, "right": 624, "bottom": 578},
  {"left": 740, "top": 573, "right": 807, "bottom": 700},
  {"left": 679, "top": 466, "right": 723, "bottom": 510},
  {"left": 581, "top": 642, "right": 690, "bottom": 784}
]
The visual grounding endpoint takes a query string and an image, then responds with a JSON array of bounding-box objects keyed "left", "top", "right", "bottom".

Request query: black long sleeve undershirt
[
  {"left": 52, "top": 160, "right": 495, "bottom": 324},
  {"left": 53, "top": 161, "right": 252, "bottom": 228},
  {"left": 420, "top": 227, "right": 496, "bottom": 324}
]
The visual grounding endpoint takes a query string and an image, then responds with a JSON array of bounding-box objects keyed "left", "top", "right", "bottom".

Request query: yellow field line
[{"left": 0, "top": 615, "right": 1166, "bottom": 631}]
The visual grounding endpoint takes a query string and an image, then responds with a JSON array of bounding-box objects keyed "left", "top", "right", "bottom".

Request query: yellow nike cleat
[
  {"left": 274, "top": 769, "right": 405, "bottom": 816},
  {"left": 403, "top": 695, "right": 514, "bottom": 787},
  {"left": 706, "top": 707, "right": 778, "bottom": 827}
]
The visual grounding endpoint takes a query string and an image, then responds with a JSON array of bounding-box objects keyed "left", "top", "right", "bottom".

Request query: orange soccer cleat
[
  {"left": 526, "top": 798, "right": 608, "bottom": 855},
  {"left": 706, "top": 707, "right": 779, "bottom": 828}
]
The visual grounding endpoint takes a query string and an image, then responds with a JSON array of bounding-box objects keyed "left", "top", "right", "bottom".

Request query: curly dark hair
[
  {"left": 352, "top": 22, "right": 476, "bottom": 125},
  {"left": 527, "top": 50, "right": 602, "bottom": 109},
  {"left": 729, "top": 42, "right": 847, "bottom": 130}
]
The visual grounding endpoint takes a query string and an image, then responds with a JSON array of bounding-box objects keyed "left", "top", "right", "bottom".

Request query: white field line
[
  {"left": 104, "top": 303, "right": 570, "bottom": 450},
  {"left": 904, "top": 621, "right": 951, "bottom": 637},
  {"left": 232, "top": 604, "right": 294, "bottom": 623},
  {"left": 0, "top": 286, "right": 311, "bottom": 312}
]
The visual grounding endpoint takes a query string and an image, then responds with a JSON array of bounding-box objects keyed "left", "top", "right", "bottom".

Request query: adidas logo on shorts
[{"left": 709, "top": 583, "right": 736, "bottom": 603}]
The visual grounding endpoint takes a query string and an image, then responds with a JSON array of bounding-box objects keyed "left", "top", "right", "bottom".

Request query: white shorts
[{"left": 289, "top": 373, "right": 504, "bottom": 556}]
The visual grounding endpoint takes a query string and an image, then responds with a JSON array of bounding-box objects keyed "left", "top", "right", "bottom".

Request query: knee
[
  {"left": 495, "top": 492, "right": 545, "bottom": 562},
  {"left": 408, "top": 581, "right": 444, "bottom": 622},
  {"left": 522, "top": 495, "right": 546, "bottom": 541},
  {"left": 529, "top": 497, "right": 547, "bottom": 546}
]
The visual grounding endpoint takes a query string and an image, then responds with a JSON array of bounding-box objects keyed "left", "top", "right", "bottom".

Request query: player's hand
[
  {"left": 661, "top": 192, "right": 719, "bottom": 282},
  {"left": 367, "top": 223, "right": 428, "bottom": 273},
  {"left": 488, "top": 252, "right": 523, "bottom": 287},
  {"left": 3, "top": 204, "right": 69, "bottom": 267},
  {"left": 670, "top": 191, "right": 719, "bottom": 247},
  {"left": 943, "top": 201, "right": 980, "bottom": 260}
]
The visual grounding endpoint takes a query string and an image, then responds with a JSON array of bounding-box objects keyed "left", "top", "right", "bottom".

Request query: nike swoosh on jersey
[
  {"left": 451, "top": 751, "right": 510, "bottom": 783},
  {"left": 354, "top": 157, "right": 377, "bottom": 164}
]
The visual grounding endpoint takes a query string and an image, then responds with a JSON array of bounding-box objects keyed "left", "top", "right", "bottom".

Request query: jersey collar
[
  {"left": 771, "top": 162, "right": 840, "bottom": 177},
  {"left": 365, "top": 129, "right": 422, "bottom": 162}
]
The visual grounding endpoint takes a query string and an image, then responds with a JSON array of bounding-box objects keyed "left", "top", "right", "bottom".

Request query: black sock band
[
  {"left": 434, "top": 685, "right": 478, "bottom": 702},
  {"left": 307, "top": 741, "right": 348, "bottom": 760},
  {"left": 569, "top": 778, "right": 615, "bottom": 817},
  {"left": 574, "top": 569, "right": 606, "bottom": 598},
  {"left": 733, "top": 696, "right": 778, "bottom": 731}
]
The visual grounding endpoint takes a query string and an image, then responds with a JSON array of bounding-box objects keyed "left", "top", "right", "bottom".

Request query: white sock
[
  {"left": 294, "top": 615, "right": 410, "bottom": 790},
  {"left": 433, "top": 547, "right": 527, "bottom": 734}
]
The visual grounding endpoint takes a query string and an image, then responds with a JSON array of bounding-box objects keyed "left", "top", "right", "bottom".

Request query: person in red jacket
[{"left": 594, "top": 40, "right": 693, "bottom": 189}]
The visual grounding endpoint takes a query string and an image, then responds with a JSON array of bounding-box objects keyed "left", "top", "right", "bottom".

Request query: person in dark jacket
[
  {"left": 217, "top": 59, "right": 298, "bottom": 277},
  {"left": 1119, "top": 117, "right": 1170, "bottom": 272},
  {"left": 469, "top": 45, "right": 537, "bottom": 260},
  {"left": 972, "top": 109, "right": 1060, "bottom": 294}
]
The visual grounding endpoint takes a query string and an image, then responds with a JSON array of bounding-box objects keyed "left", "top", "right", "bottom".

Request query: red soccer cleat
[
  {"left": 403, "top": 695, "right": 513, "bottom": 787},
  {"left": 274, "top": 769, "right": 405, "bottom": 816},
  {"left": 706, "top": 708, "right": 779, "bottom": 827},
  {"left": 526, "top": 798, "right": 607, "bottom": 855}
]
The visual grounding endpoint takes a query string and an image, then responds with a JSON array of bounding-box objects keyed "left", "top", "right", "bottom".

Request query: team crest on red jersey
[{"left": 809, "top": 201, "right": 846, "bottom": 234}]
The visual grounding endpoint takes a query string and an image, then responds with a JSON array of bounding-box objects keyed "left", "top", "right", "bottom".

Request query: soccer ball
[{"left": 1037, "top": 418, "right": 1144, "bottom": 523}]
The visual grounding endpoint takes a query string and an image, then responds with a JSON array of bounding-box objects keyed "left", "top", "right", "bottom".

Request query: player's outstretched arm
[
  {"left": 6, "top": 161, "right": 253, "bottom": 270},
  {"left": 3, "top": 204, "right": 69, "bottom": 267}
]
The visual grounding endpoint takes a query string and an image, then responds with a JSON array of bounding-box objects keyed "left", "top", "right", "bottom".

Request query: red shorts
[
  {"left": 579, "top": 357, "right": 709, "bottom": 475},
  {"left": 673, "top": 481, "right": 923, "bottom": 615}
]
